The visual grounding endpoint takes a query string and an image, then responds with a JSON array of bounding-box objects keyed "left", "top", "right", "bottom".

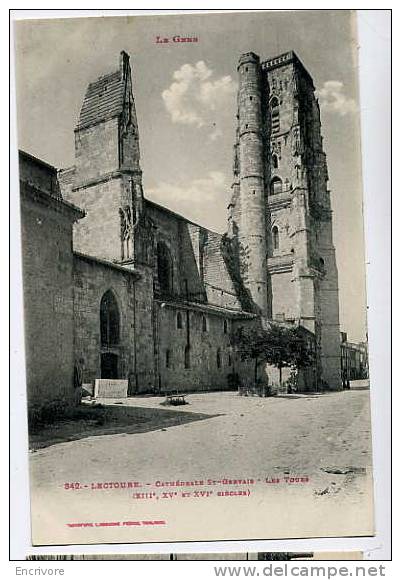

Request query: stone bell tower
[
  {"left": 229, "top": 50, "right": 341, "bottom": 389},
  {"left": 228, "top": 52, "right": 268, "bottom": 315},
  {"left": 59, "top": 50, "right": 146, "bottom": 265}
]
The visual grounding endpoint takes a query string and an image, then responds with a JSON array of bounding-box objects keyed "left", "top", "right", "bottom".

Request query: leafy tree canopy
[{"left": 230, "top": 322, "right": 316, "bottom": 371}]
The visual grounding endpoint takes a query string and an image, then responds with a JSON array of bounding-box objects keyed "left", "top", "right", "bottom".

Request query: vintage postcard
[{"left": 13, "top": 10, "right": 374, "bottom": 546}]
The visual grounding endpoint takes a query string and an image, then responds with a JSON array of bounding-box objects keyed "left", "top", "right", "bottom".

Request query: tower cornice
[
  {"left": 237, "top": 51, "right": 260, "bottom": 69},
  {"left": 261, "top": 50, "right": 314, "bottom": 89}
]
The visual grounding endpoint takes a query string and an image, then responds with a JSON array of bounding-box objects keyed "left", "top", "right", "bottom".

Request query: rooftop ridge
[{"left": 19, "top": 149, "right": 58, "bottom": 173}]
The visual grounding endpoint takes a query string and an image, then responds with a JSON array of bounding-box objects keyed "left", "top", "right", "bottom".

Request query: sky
[{"left": 14, "top": 10, "right": 368, "bottom": 342}]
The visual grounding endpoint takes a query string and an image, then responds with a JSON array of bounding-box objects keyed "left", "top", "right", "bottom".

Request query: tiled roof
[
  {"left": 77, "top": 70, "right": 124, "bottom": 130},
  {"left": 154, "top": 297, "right": 255, "bottom": 319},
  {"left": 74, "top": 251, "right": 140, "bottom": 277}
]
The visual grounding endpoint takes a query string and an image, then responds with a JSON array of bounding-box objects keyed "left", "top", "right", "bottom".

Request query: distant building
[{"left": 340, "top": 332, "right": 369, "bottom": 381}]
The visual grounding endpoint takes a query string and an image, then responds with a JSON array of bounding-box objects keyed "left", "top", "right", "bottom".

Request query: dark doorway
[{"left": 101, "top": 353, "right": 119, "bottom": 379}]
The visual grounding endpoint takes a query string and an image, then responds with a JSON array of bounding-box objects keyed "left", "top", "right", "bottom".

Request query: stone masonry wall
[
  {"left": 73, "top": 255, "right": 155, "bottom": 392},
  {"left": 21, "top": 194, "right": 76, "bottom": 409},
  {"left": 263, "top": 61, "right": 298, "bottom": 195},
  {"left": 146, "top": 201, "right": 243, "bottom": 309},
  {"left": 131, "top": 266, "right": 157, "bottom": 393},
  {"left": 178, "top": 222, "right": 206, "bottom": 301},
  {"left": 270, "top": 271, "right": 296, "bottom": 320},
  {"left": 146, "top": 203, "right": 183, "bottom": 297},
  {"left": 74, "top": 118, "right": 120, "bottom": 186},
  {"left": 19, "top": 152, "right": 61, "bottom": 199},
  {"left": 63, "top": 177, "right": 122, "bottom": 263},
  {"left": 156, "top": 304, "right": 251, "bottom": 392},
  {"left": 203, "top": 231, "right": 242, "bottom": 310}
]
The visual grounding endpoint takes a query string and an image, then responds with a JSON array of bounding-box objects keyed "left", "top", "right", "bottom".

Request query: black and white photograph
[{"left": 12, "top": 9, "right": 379, "bottom": 547}]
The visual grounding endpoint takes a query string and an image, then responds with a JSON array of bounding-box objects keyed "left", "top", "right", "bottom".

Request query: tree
[{"left": 230, "top": 322, "right": 316, "bottom": 390}]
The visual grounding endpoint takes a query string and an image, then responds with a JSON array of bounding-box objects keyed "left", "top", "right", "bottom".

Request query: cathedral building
[{"left": 20, "top": 50, "right": 341, "bottom": 411}]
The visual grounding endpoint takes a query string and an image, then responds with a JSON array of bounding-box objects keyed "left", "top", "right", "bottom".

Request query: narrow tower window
[
  {"left": 223, "top": 319, "right": 228, "bottom": 334},
  {"left": 270, "top": 97, "right": 280, "bottom": 134},
  {"left": 177, "top": 311, "right": 183, "bottom": 330},
  {"left": 272, "top": 154, "right": 279, "bottom": 169},
  {"left": 202, "top": 315, "right": 207, "bottom": 332},
  {"left": 272, "top": 226, "right": 279, "bottom": 251},
  {"left": 165, "top": 349, "right": 171, "bottom": 368}
]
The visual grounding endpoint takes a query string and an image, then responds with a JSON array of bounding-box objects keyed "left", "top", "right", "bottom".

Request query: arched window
[
  {"left": 270, "top": 176, "right": 283, "bottom": 195},
  {"left": 176, "top": 311, "right": 183, "bottom": 330},
  {"left": 202, "top": 315, "right": 207, "bottom": 332},
  {"left": 272, "top": 154, "right": 279, "bottom": 169},
  {"left": 272, "top": 226, "right": 279, "bottom": 251},
  {"left": 157, "top": 241, "right": 173, "bottom": 296},
  {"left": 100, "top": 290, "right": 120, "bottom": 347},
  {"left": 270, "top": 97, "right": 280, "bottom": 134},
  {"left": 217, "top": 348, "right": 222, "bottom": 369},
  {"left": 223, "top": 319, "right": 228, "bottom": 334},
  {"left": 184, "top": 345, "right": 191, "bottom": 369}
]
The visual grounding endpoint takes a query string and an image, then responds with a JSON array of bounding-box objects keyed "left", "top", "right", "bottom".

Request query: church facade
[{"left": 20, "top": 50, "right": 342, "bottom": 410}]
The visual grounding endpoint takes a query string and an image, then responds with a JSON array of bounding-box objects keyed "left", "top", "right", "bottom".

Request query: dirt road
[{"left": 29, "top": 386, "right": 374, "bottom": 544}]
